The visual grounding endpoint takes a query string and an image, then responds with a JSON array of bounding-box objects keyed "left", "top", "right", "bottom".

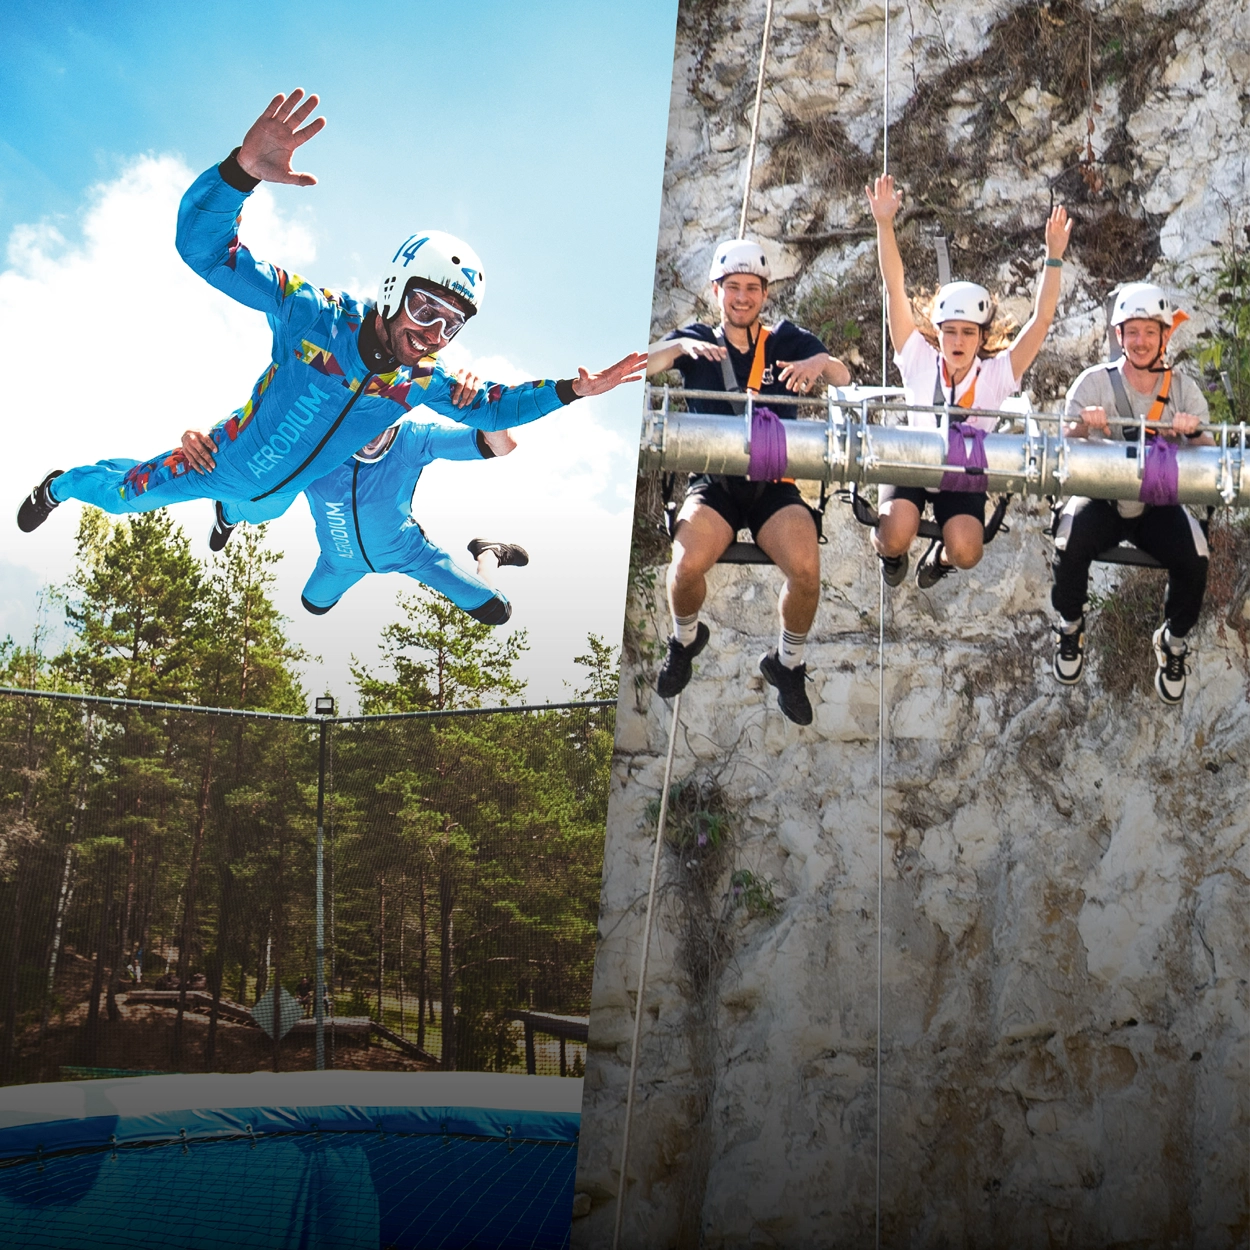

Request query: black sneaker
[
  {"left": 468, "top": 538, "right": 529, "bottom": 567},
  {"left": 1052, "top": 618, "right": 1085, "bottom": 684},
  {"left": 916, "top": 539, "right": 953, "bottom": 590},
  {"left": 17, "top": 471, "right": 64, "bottom": 533},
  {"left": 879, "top": 552, "right": 909, "bottom": 588},
  {"left": 759, "top": 650, "right": 813, "bottom": 726},
  {"left": 208, "top": 501, "right": 237, "bottom": 552},
  {"left": 1152, "top": 625, "right": 1188, "bottom": 704},
  {"left": 656, "top": 622, "right": 709, "bottom": 698}
]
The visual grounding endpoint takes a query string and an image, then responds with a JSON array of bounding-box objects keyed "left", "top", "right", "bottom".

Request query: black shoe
[
  {"left": 208, "top": 501, "right": 237, "bottom": 552},
  {"left": 656, "top": 622, "right": 709, "bottom": 698},
  {"left": 916, "top": 539, "right": 954, "bottom": 590},
  {"left": 1052, "top": 618, "right": 1085, "bottom": 684},
  {"left": 879, "top": 552, "right": 909, "bottom": 588},
  {"left": 1152, "top": 624, "right": 1188, "bottom": 704},
  {"left": 759, "top": 650, "right": 813, "bottom": 726},
  {"left": 468, "top": 538, "right": 529, "bottom": 567},
  {"left": 17, "top": 471, "right": 64, "bottom": 533}
]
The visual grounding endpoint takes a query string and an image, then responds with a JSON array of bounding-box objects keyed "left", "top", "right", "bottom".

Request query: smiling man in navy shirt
[{"left": 646, "top": 239, "right": 851, "bottom": 725}]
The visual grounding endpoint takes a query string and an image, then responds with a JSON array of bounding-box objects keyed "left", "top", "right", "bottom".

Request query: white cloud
[{"left": 0, "top": 156, "right": 634, "bottom": 706}]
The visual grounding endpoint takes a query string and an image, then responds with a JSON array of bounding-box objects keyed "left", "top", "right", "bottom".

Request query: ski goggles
[
  {"left": 353, "top": 424, "right": 399, "bottom": 464},
  {"left": 401, "top": 285, "right": 470, "bottom": 342}
]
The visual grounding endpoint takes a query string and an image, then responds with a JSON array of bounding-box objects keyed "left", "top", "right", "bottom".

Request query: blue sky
[{"left": 0, "top": 0, "right": 677, "bottom": 707}]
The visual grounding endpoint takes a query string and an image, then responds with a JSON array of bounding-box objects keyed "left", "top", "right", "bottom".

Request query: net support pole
[
  {"left": 315, "top": 719, "right": 328, "bottom": 1071},
  {"left": 612, "top": 692, "right": 683, "bottom": 1250}
]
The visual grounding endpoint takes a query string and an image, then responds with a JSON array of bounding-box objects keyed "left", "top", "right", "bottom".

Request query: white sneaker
[
  {"left": 1052, "top": 618, "right": 1085, "bottom": 684},
  {"left": 1152, "top": 624, "right": 1188, "bottom": 704}
]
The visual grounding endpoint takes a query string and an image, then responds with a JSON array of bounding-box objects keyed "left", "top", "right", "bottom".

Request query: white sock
[
  {"left": 1163, "top": 625, "right": 1187, "bottom": 654},
  {"left": 475, "top": 551, "right": 499, "bottom": 584},
  {"left": 673, "top": 611, "right": 700, "bottom": 646},
  {"left": 778, "top": 627, "right": 807, "bottom": 669},
  {"left": 1059, "top": 616, "right": 1083, "bottom": 635}
]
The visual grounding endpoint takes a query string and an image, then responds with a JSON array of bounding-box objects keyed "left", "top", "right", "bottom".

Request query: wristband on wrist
[{"left": 1044, "top": 257, "right": 1063, "bottom": 268}]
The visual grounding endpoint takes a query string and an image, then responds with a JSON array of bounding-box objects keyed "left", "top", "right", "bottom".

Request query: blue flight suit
[
  {"left": 302, "top": 421, "right": 508, "bottom": 621},
  {"left": 49, "top": 154, "right": 575, "bottom": 523}
]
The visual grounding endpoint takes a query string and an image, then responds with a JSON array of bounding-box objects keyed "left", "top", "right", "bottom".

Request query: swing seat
[
  {"left": 720, "top": 540, "right": 777, "bottom": 565},
  {"left": 1050, "top": 504, "right": 1211, "bottom": 571},
  {"left": 1093, "top": 544, "right": 1165, "bottom": 570},
  {"left": 845, "top": 485, "right": 1012, "bottom": 544},
  {"left": 660, "top": 474, "right": 829, "bottom": 567}
]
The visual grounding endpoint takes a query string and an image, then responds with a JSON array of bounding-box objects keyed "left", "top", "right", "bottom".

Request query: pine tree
[{"left": 352, "top": 586, "right": 529, "bottom": 712}]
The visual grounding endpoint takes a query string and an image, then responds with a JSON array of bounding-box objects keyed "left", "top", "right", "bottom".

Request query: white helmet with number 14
[{"left": 377, "top": 231, "right": 484, "bottom": 320}]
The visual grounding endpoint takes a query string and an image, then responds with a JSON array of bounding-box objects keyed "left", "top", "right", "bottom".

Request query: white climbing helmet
[
  {"left": 1110, "top": 282, "right": 1175, "bottom": 328},
  {"left": 377, "top": 231, "right": 484, "bottom": 320},
  {"left": 933, "top": 281, "right": 993, "bottom": 326},
  {"left": 709, "top": 239, "right": 770, "bottom": 285}
]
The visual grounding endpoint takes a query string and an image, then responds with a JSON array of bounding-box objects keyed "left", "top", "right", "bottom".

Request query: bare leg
[
  {"left": 874, "top": 497, "right": 921, "bottom": 558},
  {"left": 755, "top": 504, "right": 821, "bottom": 634},
  {"left": 940, "top": 515, "right": 984, "bottom": 568},
  {"left": 668, "top": 501, "right": 735, "bottom": 619}
]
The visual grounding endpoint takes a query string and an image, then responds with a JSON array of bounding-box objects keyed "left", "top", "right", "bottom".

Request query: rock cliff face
[{"left": 575, "top": 1, "right": 1249, "bottom": 1245}]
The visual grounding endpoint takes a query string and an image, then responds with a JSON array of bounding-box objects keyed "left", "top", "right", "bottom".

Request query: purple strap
[
  {"left": 747, "top": 406, "right": 788, "bottom": 481},
  {"left": 940, "top": 422, "right": 988, "bottom": 493},
  {"left": 1140, "top": 435, "right": 1179, "bottom": 506}
]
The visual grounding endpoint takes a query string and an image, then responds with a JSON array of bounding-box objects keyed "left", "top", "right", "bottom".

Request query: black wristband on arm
[
  {"left": 475, "top": 430, "right": 496, "bottom": 458},
  {"left": 555, "top": 378, "right": 580, "bottom": 405},
  {"left": 219, "top": 147, "right": 261, "bottom": 193}
]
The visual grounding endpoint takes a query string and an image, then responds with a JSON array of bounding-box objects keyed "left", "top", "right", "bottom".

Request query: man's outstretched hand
[
  {"left": 237, "top": 89, "right": 326, "bottom": 186},
  {"left": 570, "top": 351, "right": 648, "bottom": 398}
]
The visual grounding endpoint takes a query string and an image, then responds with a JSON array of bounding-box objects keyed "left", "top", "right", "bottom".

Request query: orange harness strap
[
  {"left": 745, "top": 327, "right": 771, "bottom": 391},
  {"left": 1146, "top": 370, "right": 1173, "bottom": 424},
  {"left": 940, "top": 358, "right": 979, "bottom": 409}
]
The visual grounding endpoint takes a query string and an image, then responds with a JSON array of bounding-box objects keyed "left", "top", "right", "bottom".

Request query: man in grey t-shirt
[{"left": 1050, "top": 283, "right": 1213, "bottom": 703}]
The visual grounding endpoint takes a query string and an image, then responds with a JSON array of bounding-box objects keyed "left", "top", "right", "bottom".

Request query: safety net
[{"left": 0, "top": 688, "right": 613, "bottom": 1087}]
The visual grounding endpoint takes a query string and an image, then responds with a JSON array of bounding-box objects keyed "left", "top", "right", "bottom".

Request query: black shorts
[
  {"left": 877, "top": 484, "right": 987, "bottom": 529},
  {"left": 684, "top": 475, "right": 810, "bottom": 541}
]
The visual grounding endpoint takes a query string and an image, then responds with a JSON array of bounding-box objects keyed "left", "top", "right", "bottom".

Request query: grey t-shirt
[{"left": 1065, "top": 360, "right": 1209, "bottom": 516}]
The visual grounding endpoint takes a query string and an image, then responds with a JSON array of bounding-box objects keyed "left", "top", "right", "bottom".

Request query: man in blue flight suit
[
  {"left": 300, "top": 420, "right": 526, "bottom": 622},
  {"left": 17, "top": 89, "right": 644, "bottom": 538}
]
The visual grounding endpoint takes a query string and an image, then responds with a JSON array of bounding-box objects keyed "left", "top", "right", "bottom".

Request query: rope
[
  {"left": 876, "top": 7, "right": 891, "bottom": 1249},
  {"left": 612, "top": 692, "right": 684, "bottom": 1250},
  {"left": 875, "top": 578, "right": 885, "bottom": 1250},
  {"left": 738, "top": 0, "right": 777, "bottom": 239}
]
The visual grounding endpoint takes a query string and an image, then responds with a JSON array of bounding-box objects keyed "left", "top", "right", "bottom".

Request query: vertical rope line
[
  {"left": 612, "top": 693, "right": 683, "bottom": 1250},
  {"left": 876, "top": 579, "right": 885, "bottom": 1250},
  {"left": 738, "top": 0, "right": 777, "bottom": 239},
  {"left": 877, "top": 7, "right": 891, "bottom": 1249}
]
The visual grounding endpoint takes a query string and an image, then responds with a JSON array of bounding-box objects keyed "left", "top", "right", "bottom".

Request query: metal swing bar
[{"left": 641, "top": 385, "right": 1248, "bottom": 508}]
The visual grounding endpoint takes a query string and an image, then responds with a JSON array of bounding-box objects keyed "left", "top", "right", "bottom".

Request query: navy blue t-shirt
[{"left": 662, "top": 319, "right": 829, "bottom": 415}]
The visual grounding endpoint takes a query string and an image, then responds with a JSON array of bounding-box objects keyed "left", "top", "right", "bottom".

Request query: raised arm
[
  {"left": 864, "top": 175, "right": 916, "bottom": 354},
  {"left": 175, "top": 90, "right": 327, "bottom": 317},
  {"left": 1007, "top": 206, "right": 1072, "bottom": 380}
]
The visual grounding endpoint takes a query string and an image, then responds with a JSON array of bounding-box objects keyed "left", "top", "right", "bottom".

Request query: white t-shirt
[{"left": 894, "top": 329, "right": 1019, "bottom": 432}]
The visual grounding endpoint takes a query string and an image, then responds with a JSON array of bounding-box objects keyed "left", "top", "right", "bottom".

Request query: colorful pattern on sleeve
[{"left": 213, "top": 363, "right": 278, "bottom": 443}]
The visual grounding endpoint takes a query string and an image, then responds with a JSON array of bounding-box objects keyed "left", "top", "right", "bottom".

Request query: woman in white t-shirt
[{"left": 864, "top": 174, "right": 1072, "bottom": 588}]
